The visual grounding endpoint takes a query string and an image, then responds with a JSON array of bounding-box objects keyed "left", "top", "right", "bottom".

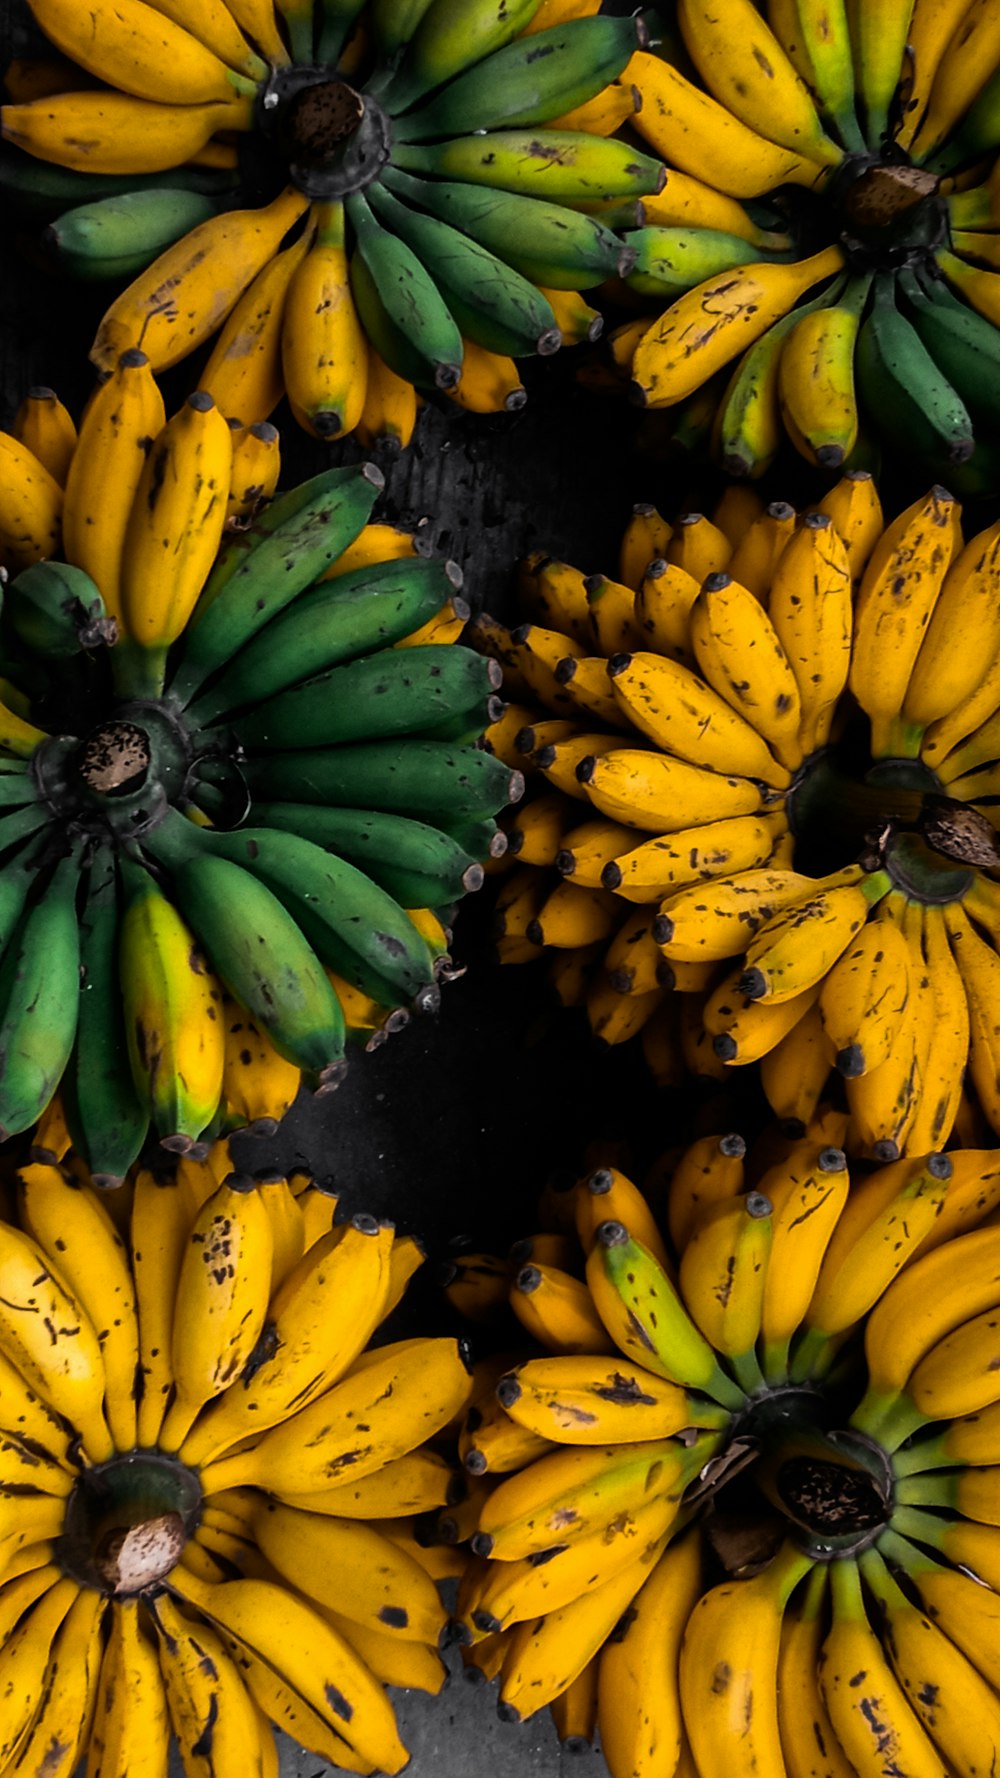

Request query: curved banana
[
  {"left": 282, "top": 200, "right": 368, "bottom": 439},
  {"left": 677, "top": 0, "right": 842, "bottom": 163},
  {"left": 0, "top": 429, "right": 63, "bottom": 571}
]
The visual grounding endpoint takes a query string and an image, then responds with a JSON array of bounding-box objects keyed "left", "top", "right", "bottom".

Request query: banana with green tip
[
  {"left": 367, "top": 179, "right": 561, "bottom": 359},
  {"left": 381, "top": 0, "right": 544, "bottom": 114},
  {"left": 380, "top": 161, "right": 630, "bottom": 289},
  {"left": 625, "top": 224, "right": 763, "bottom": 301},
  {"left": 0, "top": 846, "right": 83, "bottom": 1143},
  {"left": 248, "top": 804, "right": 482, "bottom": 909},
  {"left": 168, "top": 461, "right": 384, "bottom": 707},
  {"left": 855, "top": 271, "right": 975, "bottom": 471},
  {"left": 391, "top": 130, "right": 665, "bottom": 204},
  {"left": 186, "top": 555, "right": 462, "bottom": 725},
  {"left": 778, "top": 270, "right": 870, "bottom": 467},
  {"left": 394, "top": 13, "right": 643, "bottom": 139}
]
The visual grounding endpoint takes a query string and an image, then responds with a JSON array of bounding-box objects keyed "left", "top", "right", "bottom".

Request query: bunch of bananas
[
  {"left": 447, "top": 1123, "right": 1000, "bottom": 1772},
  {"left": 0, "top": 1139, "right": 474, "bottom": 1777},
  {"left": 0, "top": 361, "right": 519, "bottom": 1178},
  {"left": 0, "top": 0, "right": 665, "bottom": 439},
  {"left": 597, "top": 0, "right": 1000, "bottom": 484},
  {"left": 478, "top": 471, "right": 1000, "bottom": 1157}
]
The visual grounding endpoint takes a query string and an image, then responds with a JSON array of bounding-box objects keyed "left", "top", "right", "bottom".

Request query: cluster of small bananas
[
  {"left": 442, "top": 1120, "right": 1000, "bottom": 1772},
  {"left": 0, "top": 0, "right": 663, "bottom": 438},
  {"left": 0, "top": 364, "right": 518, "bottom": 1176},
  {"left": 478, "top": 470, "right": 1000, "bottom": 1159},
  {"left": 0, "top": 1137, "right": 474, "bottom": 1778},
  {"left": 591, "top": 0, "right": 1000, "bottom": 486}
]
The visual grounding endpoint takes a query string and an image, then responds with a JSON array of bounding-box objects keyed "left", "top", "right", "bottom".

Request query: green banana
[
  {"left": 229, "top": 644, "right": 502, "bottom": 749},
  {"left": 0, "top": 802, "right": 50, "bottom": 857},
  {"left": 346, "top": 189, "right": 464, "bottom": 389},
  {"left": 317, "top": 0, "right": 368, "bottom": 63},
  {"left": 0, "top": 843, "right": 37, "bottom": 958},
  {"left": 380, "top": 163, "right": 630, "bottom": 288},
  {"left": 391, "top": 130, "right": 665, "bottom": 203},
  {"left": 168, "top": 817, "right": 440, "bottom": 1011},
  {"left": 167, "top": 462, "right": 384, "bottom": 707},
  {"left": 370, "top": 0, "right": 437, "bottom": 56},
  {"left": 855, "top": 271, "right": 975, "bottom": 467},
  {"left": 243, "top": 738, "right": 521, "bottom": 819},
  {"left": 4, "top": 560, "right": 115, "bottom": 657},
  {"left": 899, "top": 264, "right": 1000, "bottom": 427},
  {"left": 0, "top": 847, "right": 82, "bottom": 1140},
  {"left": 416, "top": 689, "right": 505, "bottom": 743},
  {"left": 63, "top": 848, "right": 148, "bottom": 1186},
  {"left": 0, "top": 145, "right": 238, "bottom": 217},
  {"left": 141, "top": 817, "right": 348, "bottom": 1081},
  {"left": 0, "top": 772, "right": 38, "bottom": 812},
  {"left": 381, "top": 0, "right": 543, "bottom": 115},
  {"left": 44, "top": 186, "right": 219, "bottom": 281},
  {"left": 185, "top": 555, "right": 462, "bottom": 726},
  {"left": 249, "top": 802, "right": 484, "bottom": 908},
  {"left": 431, "top": 813, "right": 507, "bottom": 857},
  {"left": 366, "top": 180, "right": 561, "bottom": 358},
  {"left": 393, "top": 13, "right": 643, "bottom": 139},
  {"left": 624, "top": 225, "right": 764, "bottom": 300}
]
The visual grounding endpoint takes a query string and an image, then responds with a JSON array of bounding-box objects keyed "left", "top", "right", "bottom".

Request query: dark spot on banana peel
[
  {"left": 710, "top": 1662, "right": 732, "bottom": 1695},
  {"left": 378, "top": 1605, "right": 408, "bottom": 1629}
]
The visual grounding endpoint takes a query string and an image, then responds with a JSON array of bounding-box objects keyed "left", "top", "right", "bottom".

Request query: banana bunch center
[{"left": 60, "top": 1451, "right": 203, "bottom": 1596}]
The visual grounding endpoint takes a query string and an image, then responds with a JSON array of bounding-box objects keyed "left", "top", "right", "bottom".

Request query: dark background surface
[{"left": 0, "top": 4, "right": 694, "bottom": 1770}]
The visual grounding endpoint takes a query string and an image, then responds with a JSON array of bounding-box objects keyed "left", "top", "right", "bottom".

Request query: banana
[
  {"left": 657, "top": 869, "right": 835, "bottom": 967},
  {"left": 253, "top": 1500, "right": 448, "bottom": 1645},
  {"left": 0, "top": 1576, "right": 82, "bottom": 1767},
  {"left": 848, "top": 480, "right": 962, "bottom": 758},
  {"left": 220, "top": 998, "right": 299, "bottom": 1134},
  {"left": 391, "top": 128, "right": 664, "bottom": 204},
  {"left": 855, "top": 272, "right": 974, "bottom": 483},
  {"left": 368, "top": 178, "right": 561, "bottom": 359},
  {"left": 156, "top": 1178, "right": 274, "bottom": 1451},
  {"left": 88, "top": 1598, "right": 171, "bottom": 1778},
  {"left": 380, "top": 161, "right": 630, "bottom": 289},
  {"left": 818, "top": 464, "right": 884, "bottom": 581},
  {"left": 903, "top": 1296, "right": 1000, "bottom": 1421},
  {"left": 820, "top": 1556, "right": 946, "bottom": 1778},
  {"left": 281, "top": 1447, "right": 450, "bottom": 1520},
  {"left": 131, "top": 1170, "right": 191, "bottom": 1449},
  {"left": 0, "top": 1214, "right": 113, "bottom": 1459},
  {"left": 894, "top": 0, "right": 973, "bottom": 150},
  {"left": 876, "top": 1524, "right": 1000, "bottom": 1692},
  {"left": 678, "top": 1191, "right": 773, "bottom": 1385},
  {"left": 578, "top": 748, "right": 765, "bottom": 833},
  {"left": 759, "top": 1141, "right": 850, "bottom": 1379},
  {"left": 194, "top": 1334, "right": 473, "bottom": 1498},
  {"left": 150, "top": 1592, "right": 267, "bottom": 1778},
  {"left": 0, "top": 428, "right": 63, "bottom": 571},
  {"left": 776, "top": 1564, "right": 856, "bottom": 1778},
  {"left": 631, "top": 246, "right": 844, "bottom": 407},
  {"left": 767, "top": 511, "right": 854, "bottom": 755},
  {"left": 11, "top": 1583, "right": 104, "bottom": 1778},
  {"left": 624, "top": 223, "right": 762, "bottom": 304},
  {"left": 606, "top": 811, "right": 786, "bottom": 904},
  {"left": 281, "top": 200, "right": 368, "bottom": 440},
  {"left": 902, "top": 504, "right": 1000, "bottom": 735},
  {"left": 178, "top": 1220, "right": 398, "bottom": 1468},
  {"left": 678, "top": 0, "right": 842, "bottom": 163},
  {"left": 17, "top": 1158, "right": 140, "bottom": 1452},
  {"left": 345, "top": 188, "right": 462, "bottom": 392},
  {"left": 3, "top": 89, "right": 253, "bottom": 176},
  {"left": 666, "top": 1132, "right": 746, "bottom": 1252},
  {"left": 498, "top": 1353, "right": 725, "bottom": 1446},
  {"left": 595, "top": 1530, "right": 701, "bottom": 1778},
  {"left": 908, "top": 0, "right": 1000, "bottom": 161},
  {"left": 170, "top": 1566, "right": 410, "bottom": 1773},
  {"left": 586, "top": 1221, "right": 745, "bottom": 1410},
  {"left": 89, "top": 185, "right": 308, "bottom": 373},
  {"left": 200, "top": 232, "right": 310, "bottom": 428},
  {"left": 118, "top": 389, "right": 231, "bottom": 686},
  {"left": 226, "top": 419, "right": 280, "bottom": 525},
  {"left": 713, "top": 306, "right": 810, "bottom": 479},
  {"left": 355, "top": 345, "right": 419, "bottom": 446},
  {"left": 688, "top": 571, "right": 804, "bottom": 768},
  {"left": 680, "top": 1543, "right": 815, "bottom": 1778},
  {"left": 902, "top": 263, "right": 1000, "bottom": 429},
  {"left": 244, "top": 738, "right": 520, "bottom": 827},
  {"left": 510, "top": 1260, "right": 618, "bottom": 1354},
  {"left": 61, "top": 347, "right": 164, "bottom": 631},
  {"left": 0, "top": 847, "right": 83, "bottom": 1142},
  {"left": 631, "top": 49, "right": 831, "bottom": 198},
  {"left": 44, "top": 185, "right": 219, "bottom": 281},
  {"left": 944, "top": 897, "right": 1000, "bottom": 1139},
  {"left": 187, "top": 554, "right": 460, "bottom": 724},
  {"left": 118, "top": 855, "right": 225, "bottom": 1147},
  {"left": 665, "top": 510, "right": 733, "bottom": 583},
  {"left": 850, "top": 0, "right": 916, "bottom": 147},
  {"left": 142, "top": 0, "right": 267, "bottom": 77},
  {"left": 773, "top": 0, "right": 866, "bottom": 150},
  {"left": 778, "top": 272, "right": 870, "bottom": 467},
  {"left": 381, "top": 0, "right": 540, "bottom": 112},
  {"left": 167, "top": 461, "right": 384, "bottom": 705},
  {"left": 11, "top": 385, "right": 76, "bottom": 484},
  {"left": 817, "top": 902, "right": 912, "bottom": 1076},
  {"left": 900, "top": 901, "right": 968, "bottom": 1155},
  {"left": 606, "top": 650, "right": 791, "bottom": 786},
  {"left": 4, "top": 558, "right": 112, "bottom": 657},
  {"left": 24, "top": 0, "right": 257, "bottom": 104}
]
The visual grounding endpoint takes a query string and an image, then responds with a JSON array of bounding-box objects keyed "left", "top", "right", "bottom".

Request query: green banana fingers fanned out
[
  {"left": 0, "top": 384, "right": 521, "bottom": 1173},
  {"left": 1, "top": 0, "right": 661, "bottom": 438},
  {"left": 599, "top": 0, "right": 1000, "bottom": 480}
]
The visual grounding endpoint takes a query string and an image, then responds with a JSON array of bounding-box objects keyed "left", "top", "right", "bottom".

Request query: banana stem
[
  {"left": 788, "top": 1325, "right": 837, "bottom": 1384},
  {"left": 872, "top": 712, "right": 925, "bottom": 761},
  {"left": 760, "top": 1338, "right": 792, "bottom": 1387},
  {"left": 729, "top": 1345, "right": 768, "bottom": 1396},
  {"left": 893, "top": 1472, "right": 956, "bottom": 1510},
  {"left": 111, "top": 640, "right": 167, "bottom": 701},
  {"left": 886, "top": 1504, "right": 952, "bottom": 1553},
  {"left": 888, "top": 1430, "right": 952, "bottom": 1478},
  {"left": 875, "top": 1524, "right": 936, "bottom": 1576},
  {"left": 849, "top": 1390, "right": 930, "bottom": 1453}
]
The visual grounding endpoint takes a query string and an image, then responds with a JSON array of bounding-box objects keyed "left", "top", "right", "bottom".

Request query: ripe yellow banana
[
  {"left": 894, "top": 0, "right": 973, "bottom": 150},
  {"left": 759, "top": 1140, "right": 850, "bottom": 1379},
  {"left": 630, "top": 245, "right": 844, "bottom": 406},
  {"left": 219, "top": 998, "right": 300, "bottom": 1135},
  {"left": 498, "top": 1353, "right": 726, "bottom": 1445},
  {"left": 12, "top": 1583, "right": 105, "bottom": 1778},
  {"left": 725, "top": 496, "right": 795, "bottom": 596},
  {"left": 944, "top": 898, "right": 1000, "bottom": 1136},
  {"left": 201, "top": 232, "right": 311, "bottom": 428},
  {"left": 282, "top": 200, "right": 368, "bottom": 440},
  {"left": 818, "top": 464, "right": 884, "bottom": 582},
  {"left": 817, "top": 898, "right": 912, "bottom": 1076},
  {"left": 740, "top": 874, "right": 886, "bottom": 1004},
  {"left": 776, "top": 1563, "right": 857, "bottom": 1778},
  {"left": 688, "top": 570, "right": 804, "bottom": 768},
  {"left": 848, "top": 483, "right": 962, "bottom": 759},
  {"left": 0, "top": 429, "right": 63, "bottom": 571},
  {"left": 658, "top": 867, "right": 843, "bottom": 965},
  {"left": 607, "top": 650, "right": 791, "bottom": 786},
  {"left": 151, "top": 1591, "right": 266, "bottom": 1778},
  {"left": 88, "top": 1597, "right": 171, "bottom": 1778},
  {"left": 679, "top": 1191, "right": 773, "bottom": 1379},
  {"left": 510, "top": 1260, "right": 617, "bottom": 1355},
  {"left": 2, "top": 90, "right": 253, "bottom": 174},
  {"left": 665, "top": 511, "right": 733, "bottom": 583},
  {"left": 680, "top": 1542, "right": 815, "bottom": 1778},
  {"left": 11, "top": 385, "right": 76, "bottom": 486},
  {"left": 821, "top": 1556, "right": 946, "bottom": 1778},
  {"left": 0, "top": 1218, "right": 112, "bottom": 1461},
  {"left": 779, "top": 275, "right": 868, "bottom": 468},
  {"left": 678, "top": 0, "right": 842, "bottom": 163},
  {"left": 596, "top": 1530, "right": 701, "bottom": 1778},
  {"left": 631, "top": 51, "right": 831, "bottom": 198},
  {"left": 27, "top": 0, "right": 258, "bottom": 104},
  {"left": 445, "top": 339, "right": 526, "bottom": 415},
  {"left": 760, "top": 997, "right": 836, "bottom": 1130},
  {"left": 90, "top": 185, "right": 309, "bottom": 374},
  {"left": 579, "top": 747, "right": 766, "bottom": 832},
  {"left": 610, "top": 812, "right": 787, "bottom": 904},
  {"left": 667, "top": 1131, "right": 746, "bottom": 1253},
  {"left": 574, "top": 1164, "right": 673, "bottom": 1270},
  {"left": 909, "top": 0, "right": 1000, "bottom": 161},
  {"left": 902, "top": 512, "right": 1000, "bottom": 736},
  {"left": 255, "top": 1499, "right": 448, "bottom": 1645}
]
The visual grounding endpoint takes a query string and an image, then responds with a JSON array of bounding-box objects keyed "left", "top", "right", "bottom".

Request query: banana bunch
[
  {"left": 1, "top": 0, "right": 664, "bottom": 441},
  {"left": 447, "top": 1128, "right": 1000, "bottom": 1774},
  {"left": 0, "top": 1144, "right": 469, "bottom": 1778},
  {"left": 594, "top": 0, "right": 1000, "bottom": 482},
  {"left": 0, "top": 365, "right": 519, "bottom": 1177},
  {"left": 477, "top": 473, "right": 1000, "bottom": 1156}
]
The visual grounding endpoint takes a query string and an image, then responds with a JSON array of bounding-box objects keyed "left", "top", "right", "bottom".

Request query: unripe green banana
[
  {"left": 856, "top": 272, "right": 975, "bottom": 468},
  {"left": 382, "top": 0, "right": 543, "bottom": 114},
  {"left": 249, "top": 802, "right": 484, "bottom": 908},
  {"left": 243, "top": 739, "right": 522, "bottom": 821},
  {"left": 63, "top": 847, "right": 148, "bottom": 1186},
  {"left": 0, "top": 847, "right": 82, "bottom": 1141},
  {"left": 392, "top": 129, "right": 665, "bottom": 203},
  {"left": 229, "top": 644, "right": 502, "bottom": 749},
  {"left": 4, "top": 559, "right": 115, "bottom": 657},
  {"left": 625, "top": 225, "right": 763, "bottom": 300},
  {"left": 45, "top": 187, "right": 218, "bottom": 280},
  {"left": 346, "top": 189, "right": 463, "bottom": 389}
]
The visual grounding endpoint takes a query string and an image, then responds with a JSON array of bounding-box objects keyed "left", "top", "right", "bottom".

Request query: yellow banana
[
  {"left": 510, "top": 1260, "right": 617, "bottom": 1355},
  {"left": 225, "top": 420, "right": 280, "bottom": 525},
  {"left": 678, "top": 1190, "right": 773, "bottom": 1381},
  {"left": 87, "top": 1597, "right": 171, "bottom": 1778},
  {"left": 254, "top": 1499, "right": 448, "bottom": 1644},
  {"left": 658, "top": 866, "right": 845, "bottom": 964},
  {"left": 680, "top": 1542, "right": 815, "bottom": 1778},
  {"left": 579, "top": 747, "right": 766, "bottom": 832},
  {"left": 665, "top": 510, "right": 732, "bottom": 583},
  {"left": 0, "top": 1345, "right": 78, "bottom": 1466},
  {"left": 0, "top": 1576, "right": 80, "bottom": 1769},
  {"left": 17, "top": 1159, "right": 140, "bottom": 1454},
  {"left": 574, "top": 1163, "right": 673, "bottom": 1270},
  {"left": 740, "top": 874, "right": 885, "bottom": 1004},
  {"left": 902, "top": 512, "right": 1000, "bottom": 736},
  {"left": 25, "top": 0, "right": 257, "bottom": 103},
  {"left": 630, "top": 246, "right": 844, "bottom": 406},
  {"left": 608, "top": 812, "right": 786, "bottom": 903},
  {"left": 631, "top": 50, "right": 832, "bottom": 199},
  {"left": 945, "top": 898, "right": 1000, "bottom": 1138},
  {"left": 758, "top": 1139, "right": 850, "bottom": 1379},
  {"left": 254, "top": 1179, "right": 305, "bottom": 1294},
  {"left": 597, "top": 1530, "right": 702, "bottom": 1778},
  {"left": 760, "top": 997, "right": 836, "bottom": 1130},
  {"left": 877, "top": 1525, "right": 1000, "bottom": 1693},
  {"left": 219, "top": 996, "right": 300, "bottom": 1134},
  {"left": 13, "top": 1584, "right": 104, "bottom": 1778},
  {"left": 11, "top": 385, "right": 76, "bottom": 486},
  {"left": 498, "top": 1353, "right": 726, "bottom": 1445},
  {"left": 818, "top": 464, "right": 884, "bottom": 582},
  {"left": 201, "top": 232, "right": 310, "bottom": 428},
  {"left": 678, "top": 0, "right": 842, "bottom": 162},
  {"left": 776, "top": 1565, "right": 857, "bottom": 1778},
  {"left": 901, "top": 901, "right": 968, "bottom": 1155},
  {"left": 445, "top": 338, "right": 526, "bottom": 415},
  {"left": 281, "top": 1448, "right": 453, "bottom": 1519},
  {"left": 725, "top": 497, "right": 795, "bottom": 597},
  {"left": 667, "top": 1131, "right": 746, "bottom": 1252},
  {"left": 131, "top": 1169, "right": 197, "bottom": 1449},
  {"left": 909, "top": 0, "right": 1000, "bottom": 161},
  {"left": 849, "top": 483, "right": 962, "bottom": 759},
  {"left": 226, "top": 0, "right": 290, "bottom": 66},
  {"left": 631, "top": 558, "right": 701, "bottom": 663},
  {"left": 607, "top": 650, "right": 791, "bottom": 786},
  {"left": 0, "top": 429, "right": 63, "bottom": 571},
  {"left": 820, "top": 1558, "right": 952, "bottom": 1777},
  {"left": 778, "top": 277, "right": 868, "bottom": 467},
  {"left": 282, "top": 200, "right": 368, "bottom": 439},
  {"left": 895, "top": 0, "right": 974, "bottom": 150},
  {"left": 817, "top": 898, "right": 912, "bottom": 1075},
  {"left": 642, "top": 170, "right": 784, "bottom": 245},
  {"left": 618, "top": 501, "right": 674, "bottom": 591},
  {"left": 151, "top": 1591, "right": 266, "bottom": 1778},
  {"left": 355, "top": 345, "right": 419, "bottom": 447},
  {"left": 141, "top": 0, "right": 267, "bottom": 78},
  {"left": 119, "top": 864, "right": 225, "bottom": 1148},
  {"left": 90, "top": 185, "right": 309, "bottom": 374},
  {"left": 320, "top": 1609, "right": 445, "bottom": 1696},
  {"left": 2, "top": 90, "right": 253, "bottom": 175},
  {"left": 688, "top": 572, "right": 804, "bottom": 768},
  {"left": 119, "top": 390, "right": 232, "bottom": 677},
  {"left": 0, "top": 1217, "right": 112, "bottom": 1461}
]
